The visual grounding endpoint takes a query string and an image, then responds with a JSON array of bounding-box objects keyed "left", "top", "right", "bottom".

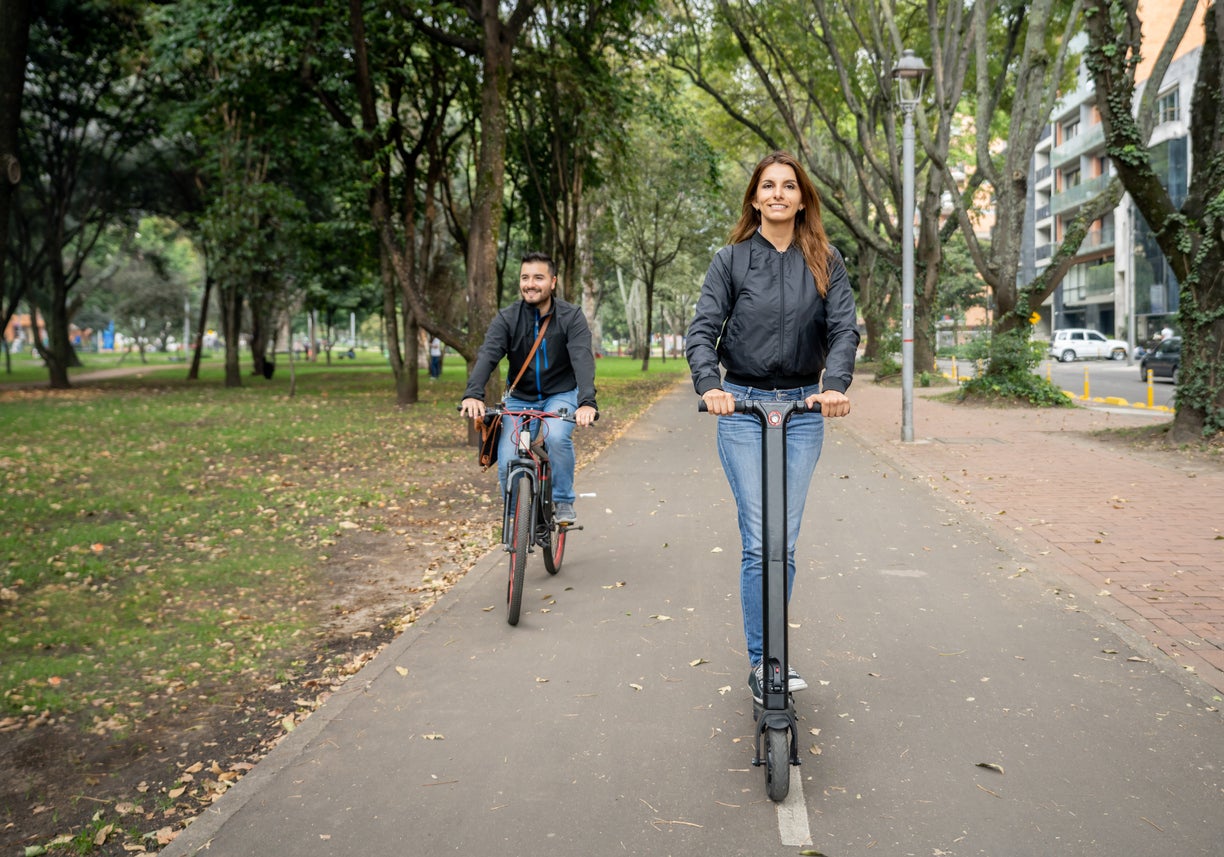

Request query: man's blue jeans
[
  {"left": 716, "top": 382, "right": 825, "bottom": 666},
  {"left": 497, "top": 388, "right": 580, "bottom": 505}
]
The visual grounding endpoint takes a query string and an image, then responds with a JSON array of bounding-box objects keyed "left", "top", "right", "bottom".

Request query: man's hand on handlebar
[
  {"left": 459, "top": 397, "right": 486, "bottom": 420},
  {"left": 574, "top": 405, "right": 598, "bottom": 427},
  {"left": 807, "top": 390, "right": 850, "bottom": 418}
]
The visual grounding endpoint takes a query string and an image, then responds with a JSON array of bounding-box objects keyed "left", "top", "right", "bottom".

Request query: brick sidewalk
[{"left": 841, "top": 380, "right": 1224, "bottom": 699}]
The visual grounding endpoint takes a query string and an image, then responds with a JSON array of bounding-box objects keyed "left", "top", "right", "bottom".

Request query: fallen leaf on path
[
  {"left": 976, "top": 762, "right": 1004, "bottom": 774},
  {"left": 690, "top": 658, "right": 708, "bottom": 667},
  {"left": 395, "top": 666, "right": 409, "bottom": 677}
]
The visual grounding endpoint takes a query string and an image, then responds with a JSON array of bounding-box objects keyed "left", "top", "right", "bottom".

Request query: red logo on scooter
[{"left": 767, "top": 409, "right": 782, "bottom": 426}]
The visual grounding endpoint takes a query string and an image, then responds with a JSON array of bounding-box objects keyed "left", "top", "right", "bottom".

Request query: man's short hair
[{"left": 521, "top": 251, "right": 556, "bottom": 278}]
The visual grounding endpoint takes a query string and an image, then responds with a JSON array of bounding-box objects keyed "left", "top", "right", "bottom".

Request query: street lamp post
[{"left": 892, "top": 48, "right": 929, "bottom": 443}]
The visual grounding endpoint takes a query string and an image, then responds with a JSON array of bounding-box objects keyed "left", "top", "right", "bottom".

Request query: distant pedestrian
[
  {"left": 686, "top": 150, "right": 860, "bottom": 705},
  {"left": 1160, "top": 325, "right": 1174, "bottom": 341},
  {"left": 428, "top": 338, "right": 443, "bottom": 380}
]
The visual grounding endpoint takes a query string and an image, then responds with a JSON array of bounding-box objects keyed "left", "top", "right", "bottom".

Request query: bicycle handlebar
[{"left": 457, "top": 404, "right": 596, "bottom": 424}]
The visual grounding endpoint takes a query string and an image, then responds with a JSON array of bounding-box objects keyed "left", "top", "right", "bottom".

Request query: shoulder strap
[
  {"left": 730, "top": 239, "right": 751, "bottom": 294},
  {"left": 506, "top": 314, "right": 550, "bottom": 398}
]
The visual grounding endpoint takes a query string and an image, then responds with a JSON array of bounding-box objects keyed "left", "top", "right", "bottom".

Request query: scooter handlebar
[{"left": 697, "top": 399, "right": 821, "bottom": 414}]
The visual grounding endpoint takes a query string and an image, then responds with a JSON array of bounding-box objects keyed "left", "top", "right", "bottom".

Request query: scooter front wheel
[{"left": 765, "top": 727, "right": 790, "bottom": 802}]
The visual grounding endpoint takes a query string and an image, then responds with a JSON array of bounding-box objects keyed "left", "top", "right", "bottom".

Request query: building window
[
  {"left": 1062, "top": 168, "right": 1080, "bottom": 190},
  {"left": 1157, "top": 89, "right": 1179, "bottom": 124},
  {"left": 1062, "top": 119, "right": 1079, "bottom": 142}
]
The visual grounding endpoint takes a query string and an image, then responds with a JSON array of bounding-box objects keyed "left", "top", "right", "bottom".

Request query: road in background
[{"left": 936, "top": 357, "right": 1175, "bottom": 411}]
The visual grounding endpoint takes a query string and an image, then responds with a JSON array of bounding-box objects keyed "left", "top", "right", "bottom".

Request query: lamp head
[{"left": 891, "top": 49, "right": 930, "bottom": 109}]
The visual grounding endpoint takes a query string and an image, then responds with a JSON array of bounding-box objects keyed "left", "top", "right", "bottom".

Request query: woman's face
[{"left": 752, "top": 163, "right": 804, "bottom": 226}]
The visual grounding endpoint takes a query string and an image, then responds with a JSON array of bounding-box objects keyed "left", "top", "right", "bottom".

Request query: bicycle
[
  {"left": 700, "top": 397, "right": 819, "bottom": 801},
  {"left": 477, "top": 405, "right": 584, "bottom": 626}
]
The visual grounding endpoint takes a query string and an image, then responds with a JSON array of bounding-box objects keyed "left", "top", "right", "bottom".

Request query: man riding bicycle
[{"left": 460, "top": 251, "right": 598, "bottom": 525}]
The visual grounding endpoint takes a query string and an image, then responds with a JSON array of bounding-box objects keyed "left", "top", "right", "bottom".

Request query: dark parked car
[{"left": 1139, "top": 336, "right": 1181, "bottom": 383}]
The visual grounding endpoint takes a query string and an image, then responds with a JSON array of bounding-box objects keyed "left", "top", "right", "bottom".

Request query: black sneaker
[
  {"left": 554, "top": 502, "right": 576, "bottom": 525},
  {"left": 749, "top": 661, "right": 764, "bottom": 704},
  {"left": 750, "top": 662, "right": 808, "bottom": 703}
]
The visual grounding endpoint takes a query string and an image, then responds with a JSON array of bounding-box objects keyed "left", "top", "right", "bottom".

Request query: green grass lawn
[{"left": 0, "top": 354, "right": 688, "bottom": 727}]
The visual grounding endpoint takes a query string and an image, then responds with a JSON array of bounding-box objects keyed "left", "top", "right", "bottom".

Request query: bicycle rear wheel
[
  {"left": 506, "top": 473, "right": 531, "bottom": 626},
  {"left": 541, "top": 522, "right": 566, "bottom": 575}
]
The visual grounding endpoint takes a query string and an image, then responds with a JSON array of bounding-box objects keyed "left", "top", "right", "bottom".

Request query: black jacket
[
  {"left": 686, "top": 231, "right": 860, "bottom": 396},
  {"left": 463, "top": 297, "right": 598, "bottom": 409}
]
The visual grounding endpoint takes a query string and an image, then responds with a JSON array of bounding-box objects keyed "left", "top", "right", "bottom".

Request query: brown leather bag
[{"left": 477, "top": 316, "right": 550, "bottom": 470}]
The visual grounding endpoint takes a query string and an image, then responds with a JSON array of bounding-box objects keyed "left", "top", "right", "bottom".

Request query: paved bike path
[{"left": 165, "top": 383, "right": 1222, "bottom": 857}]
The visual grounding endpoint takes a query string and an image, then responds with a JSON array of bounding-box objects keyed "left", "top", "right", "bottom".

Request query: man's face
[{"left": 519, "top": 261, "right": 554, "bottom": 308}]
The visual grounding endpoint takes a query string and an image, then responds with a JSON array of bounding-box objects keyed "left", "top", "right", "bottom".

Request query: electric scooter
[{"left": 701, "top": 398, "right": 818, "bottom": 801}]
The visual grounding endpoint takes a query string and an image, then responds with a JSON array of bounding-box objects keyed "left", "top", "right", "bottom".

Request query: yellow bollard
[
  {"left": 1083, "top": 366, "right": 1090, "bottom": 400},
  {"left": 1046, "top": 360, "right": 1052, "bottom": 382},
  {"left": 952, "top": 356, "right": 959, "bottom": 382},
  {"left": 1147, "top": 369, "right": 1154, "bottom": 408}
]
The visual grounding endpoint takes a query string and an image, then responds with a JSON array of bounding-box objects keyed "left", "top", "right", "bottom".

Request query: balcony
[
  {"left": 1050, "top": 124, "right": 1105, "bottom": 164},
  {"left": 1035, "top": 241, "right": 1059, "bottom": 261},
  {"left": 1050, "top": 173, "right": 1112, "bottom": 216},
  {"left": 1035, "top": 164, "right": 1052, "bottom": 183},
  {"left": 1061, "top": 261, "right": 1116, "bottom": 304},
  {"left": 1079, "top": 225, "right": 1115, "bottom": 253}
]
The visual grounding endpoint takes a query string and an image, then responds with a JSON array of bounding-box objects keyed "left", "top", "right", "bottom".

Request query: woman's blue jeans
[
  {"left": 716, "top": 382, "right": 825, "bottom": 666},
  {"left": 497, "top": 388, "right": 580, "bottom": 505}
]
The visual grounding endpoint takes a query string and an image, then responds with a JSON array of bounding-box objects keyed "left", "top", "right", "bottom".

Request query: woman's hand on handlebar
[
  {"left": 807, "top": 390, "right": 850, "bottom": 418},
  {"left": 459, "top": 397, "right": 486, "bottom": 420},
  {"left": 701, "top": 388, "right": 737, "bottom": 416}
]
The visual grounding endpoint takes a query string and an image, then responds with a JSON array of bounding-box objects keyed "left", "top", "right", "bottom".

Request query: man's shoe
[
  {"left": 554, "top": 502, "right": 577, "bottom": 525},
  {"left": 750, "top": 662, "right": 808, "bottom": 703}
]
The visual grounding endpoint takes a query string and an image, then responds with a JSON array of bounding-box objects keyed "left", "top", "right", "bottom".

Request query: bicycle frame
[{"left": 484, "top": 406, "right": 571, "bottom": 550}]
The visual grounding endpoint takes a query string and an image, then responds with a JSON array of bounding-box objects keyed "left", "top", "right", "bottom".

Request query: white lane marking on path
[{"left": 777, "top": 765, "right": 812, "bottom": 846}]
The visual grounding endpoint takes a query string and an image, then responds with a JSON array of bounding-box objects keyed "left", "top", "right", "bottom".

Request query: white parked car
[{"left": 1048, "top": 328, "right": 1129, "bottom": 362}]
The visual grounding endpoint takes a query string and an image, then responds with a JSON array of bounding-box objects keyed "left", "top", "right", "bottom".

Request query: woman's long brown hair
[{"left": 727, "top": 151, "right": 832, "bottom": 296}]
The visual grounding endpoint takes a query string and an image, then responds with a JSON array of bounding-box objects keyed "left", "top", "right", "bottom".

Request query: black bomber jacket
[{"left": 686, "top": 231, "right": 860, "bottom": 396}]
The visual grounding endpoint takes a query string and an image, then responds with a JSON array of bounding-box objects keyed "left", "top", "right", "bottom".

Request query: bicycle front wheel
[{"left": 506, "top": 473, "right": 532, "bottom": 626}]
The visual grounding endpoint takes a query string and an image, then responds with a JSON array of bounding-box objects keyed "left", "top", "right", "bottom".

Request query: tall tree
[
  {"left": 664, "top": 0, "right": 956, "bottom": 370},
  {"left": 1083, "top": 0, "right": 1223, "bottom": 439},
  {"left": 0, "top": 0, "right": 31, "bottom": 370},
  {"left": 935, "top": 0, "right": 1117, "bottom": 352},
  {"left": 12, "top": 0, "right": 157, "bottom": 387}
]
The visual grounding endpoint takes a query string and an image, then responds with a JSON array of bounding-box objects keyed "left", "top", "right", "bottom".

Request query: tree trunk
[
  {"left": 188, "top": 271, "right": 213, "bottom": 381},
  {"left": 1083, "top": 0, "right": 1224, "bottom": 439},
  {"left": 220, "top": 285, "right": 242, "bottom": 388},
  {"left": 0, "top": 0, "right": 30, "bottom": 307}
]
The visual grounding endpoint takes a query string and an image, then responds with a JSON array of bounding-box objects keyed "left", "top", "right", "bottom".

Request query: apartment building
[{"left": 1027, "top": 5, "right": 1205, "bottom": 348}]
